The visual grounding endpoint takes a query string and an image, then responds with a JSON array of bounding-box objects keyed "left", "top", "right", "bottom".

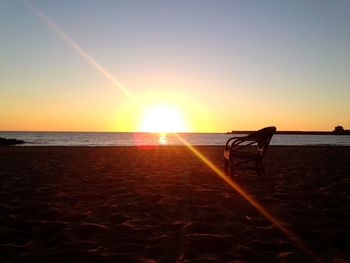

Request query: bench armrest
[{"left": 224, "top": 136, "right": 258, "bottom": 154}]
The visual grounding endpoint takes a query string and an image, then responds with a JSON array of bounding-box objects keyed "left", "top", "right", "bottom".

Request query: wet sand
[{"left": 0, "top": 146, "right": 349, "bottom": 262}]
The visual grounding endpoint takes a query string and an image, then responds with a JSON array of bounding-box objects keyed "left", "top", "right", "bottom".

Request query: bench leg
[
  {"left": 260, "top": 162, "right": 265, "bottom": 177},
  {"left": 224, "top": 159, "right": 229, "bottom": 174},
  {"left": 255, "top": 160, "right": 265, "bottom": 177}
]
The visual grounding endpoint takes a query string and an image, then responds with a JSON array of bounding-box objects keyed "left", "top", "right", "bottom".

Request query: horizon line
[{"left": 0, "top": 129, "right": 344, "bottom": 133}]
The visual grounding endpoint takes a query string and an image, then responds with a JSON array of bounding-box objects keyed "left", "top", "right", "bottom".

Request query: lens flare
[
  {"left": 25, "top": 0, "right": 139, "bottom": 105},
  {"left": 174, "top": 133, "right": 321, "bottom": 262},
  {"left": 25, "top": 2, "right": 319, "bottom": 260}
]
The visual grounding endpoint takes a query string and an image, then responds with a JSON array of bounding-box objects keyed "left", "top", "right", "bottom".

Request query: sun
[{"left": 139, "top": 104, "right": 187, "bottom": 133}]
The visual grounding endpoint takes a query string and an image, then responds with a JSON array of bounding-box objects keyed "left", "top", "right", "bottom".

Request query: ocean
[{"left": 1, "top": 132, "right": 350, "bottom": 146}]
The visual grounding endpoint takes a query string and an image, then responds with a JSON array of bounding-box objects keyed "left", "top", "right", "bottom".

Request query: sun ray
[
  {"left": 174, "top": 133, "right": 321, "bottom": 262},
  {"left": 25, "top": 0, "right": 140, "bottom": 105},
  {"left": 25, "top": 2, "right": 319, "bottom": 260}
]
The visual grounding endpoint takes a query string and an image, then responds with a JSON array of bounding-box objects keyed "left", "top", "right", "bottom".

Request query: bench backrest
[{"left": 246, "top": 126, "right": 276, "bottom": 156}]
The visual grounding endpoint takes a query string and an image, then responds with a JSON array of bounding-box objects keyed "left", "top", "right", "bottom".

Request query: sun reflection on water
[{"left": 158, "top": 133, "right": 168, "bottom": 145}]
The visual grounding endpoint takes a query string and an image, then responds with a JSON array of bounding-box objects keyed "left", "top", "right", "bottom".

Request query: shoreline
[
  {"left": 7, "top": 144, "right": 350, "bottom": 148},
  {"left": 2, "top": 132, "right": 350, "bottom": 147}
]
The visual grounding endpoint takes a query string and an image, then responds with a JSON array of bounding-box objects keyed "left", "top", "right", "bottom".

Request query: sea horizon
[{"left": 1, "top": 131, "right": 350, "bottom": 146}]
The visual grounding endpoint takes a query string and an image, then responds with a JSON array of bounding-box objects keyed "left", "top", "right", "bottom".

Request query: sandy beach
[{"left": 0, "top": 146, "right": 349, "bottom": 262}]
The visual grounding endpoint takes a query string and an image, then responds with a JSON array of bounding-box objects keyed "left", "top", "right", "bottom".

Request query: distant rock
[
  {"left": 333, "top": 126, "right": 350, "bottom": 135},
  {"left": 0, "top": 137, "right": 25, "bottom": 146},
  {"left": 333, "top": 126, "right": 345, "bottom": 133}
]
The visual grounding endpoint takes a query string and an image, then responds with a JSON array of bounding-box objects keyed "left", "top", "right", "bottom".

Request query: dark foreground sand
[{"left": 0, "top": 146, "right": 349, "bottom": 262}]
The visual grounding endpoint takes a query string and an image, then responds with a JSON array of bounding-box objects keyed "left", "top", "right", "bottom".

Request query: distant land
[
  {"left": 228, "top": 131, "right": 350, "bottom": 135},
  {"left": 228, "top": 126, "right": 350, "bottom": 135}
]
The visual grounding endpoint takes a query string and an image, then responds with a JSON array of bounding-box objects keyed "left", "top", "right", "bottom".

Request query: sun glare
[{"left": 139, "top": 104, "right": 187, "bottom": 133}]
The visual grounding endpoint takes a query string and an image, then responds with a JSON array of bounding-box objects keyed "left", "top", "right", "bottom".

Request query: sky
[{"left": 1, "top": 0, "right": 349, "bottom": 132}]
